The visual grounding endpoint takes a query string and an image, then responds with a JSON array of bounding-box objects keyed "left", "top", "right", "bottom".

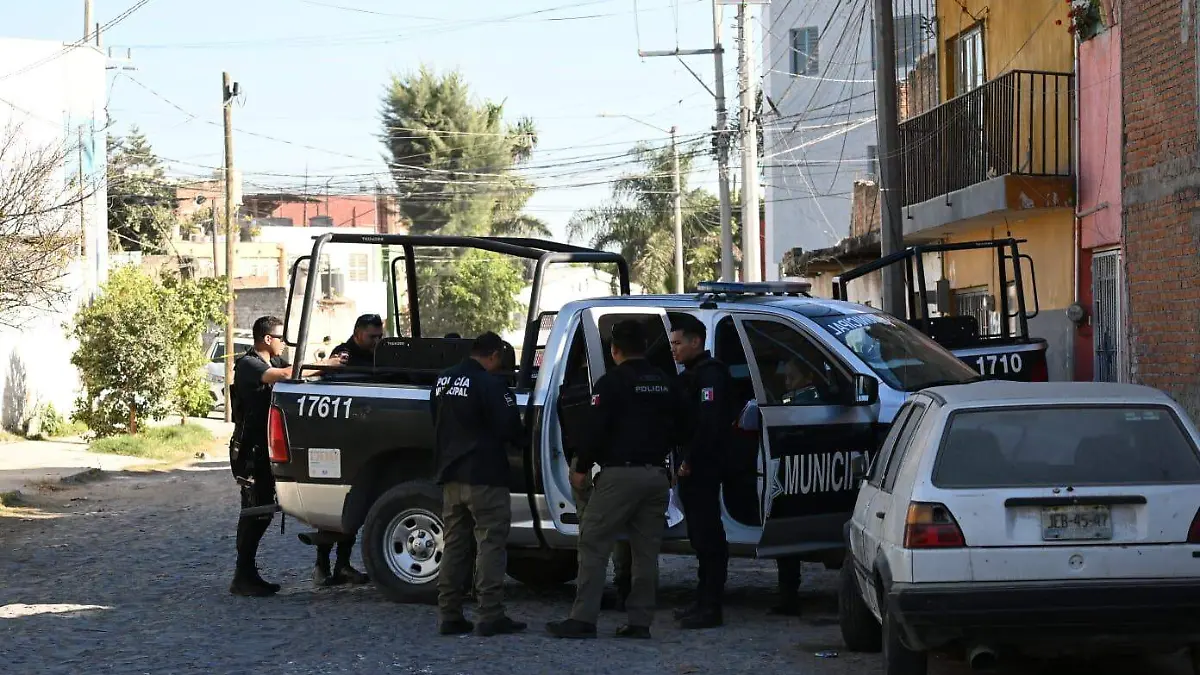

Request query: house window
[
  {"left": 348, "top": 253, "right": 370, "bottom": 283},
  {"left": 309, "top": 215, "right": 334, "bottom": 227},
  {"left": 790, "top": 27, "right": 819, "bottom": 76},
  {"left": 949, "top": 24, "right": 985, "bottom": 96}
]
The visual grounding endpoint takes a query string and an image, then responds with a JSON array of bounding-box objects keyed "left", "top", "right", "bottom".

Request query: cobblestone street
[{"left": 0, "top": 463, "right": 1193, "bottom": 675}]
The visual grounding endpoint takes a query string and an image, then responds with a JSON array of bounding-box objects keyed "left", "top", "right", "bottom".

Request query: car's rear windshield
[{"left": 932, "top": 405, "right": 1200, "bottom": 488}]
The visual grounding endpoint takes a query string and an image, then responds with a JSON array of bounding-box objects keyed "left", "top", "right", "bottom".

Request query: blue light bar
[{"left": 695, "top": 280, "right": 812, "bottom": 295}]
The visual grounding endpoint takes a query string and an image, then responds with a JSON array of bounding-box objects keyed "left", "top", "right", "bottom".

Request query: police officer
[
  {"left": 431, "top": 332, "right": 527, "bottom": 637},
  {"left": 228, "top": 316, "right": 292, "bottom": 597},
  {"left": 669, "top": 314, "right": 736, "bottom": 628},
  {"left": 307, "top": 314, "right": 384, "bottom": 588},
  {"left": 546, "top": 320, "right": 681, "bottom": 640}
]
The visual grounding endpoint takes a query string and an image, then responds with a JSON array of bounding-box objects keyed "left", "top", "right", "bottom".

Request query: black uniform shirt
[
  {"left": 576, "top": 358, "right": 681, "bottom": 473},
  {"left": 232, "top": 349, "right": 289, "bottom": 450},
  {"left": 330, "top": 338, "right": 374, "bottom": 368},
  {"left": 677, "top": 351, "right": 736, "bottom": 474},
  {"left": 429, "top": 358, "right": 523, "bottom": 487}
]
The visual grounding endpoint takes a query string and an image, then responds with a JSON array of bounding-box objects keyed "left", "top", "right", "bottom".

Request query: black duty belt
[{"left": 600, "top": 461, "right": 666, "bottom": 469}]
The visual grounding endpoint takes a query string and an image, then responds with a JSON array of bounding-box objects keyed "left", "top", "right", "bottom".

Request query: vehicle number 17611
[{"left": 295, "top": 395, "right": 353, "bottom": 420}]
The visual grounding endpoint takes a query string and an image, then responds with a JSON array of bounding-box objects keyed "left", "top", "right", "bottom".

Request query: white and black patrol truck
[{"left": 265, "top": 234, "right": 990, "bottom": 603}]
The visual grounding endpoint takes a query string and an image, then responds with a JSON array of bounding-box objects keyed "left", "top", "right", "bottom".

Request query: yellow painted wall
[
  {"left": 937, "top": 0, "right": 1074, "bottom": 101},
  {"left": 942, "top": 210, "right": 1074, "bottom": 311}
]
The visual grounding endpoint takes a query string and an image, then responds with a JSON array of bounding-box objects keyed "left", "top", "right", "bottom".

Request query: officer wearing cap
[
  {"left": 669, "top": 313, "right": 737, "bottom": 629},
  {"left": 546, "top": 319, "right": 681, "bottom": 639}
]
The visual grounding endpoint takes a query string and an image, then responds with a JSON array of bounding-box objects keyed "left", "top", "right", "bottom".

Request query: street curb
[{"left": 59, "top": 468, "right": 107, "bottom": 485}]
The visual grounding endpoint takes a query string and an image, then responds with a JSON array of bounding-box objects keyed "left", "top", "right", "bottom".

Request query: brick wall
[
  {"left": 1122, "top": 0, "right": 1200, "bottom": 415},
  {"left": 849, "top": 179, "right": 881, "bottom": 239}
]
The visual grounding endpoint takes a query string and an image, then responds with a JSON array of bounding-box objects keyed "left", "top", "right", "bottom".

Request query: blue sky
[{"left": 5, "top": 0, "right": 759, "bottom": 240}]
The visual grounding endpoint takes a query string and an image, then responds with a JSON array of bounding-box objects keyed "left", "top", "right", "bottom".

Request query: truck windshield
[{"left": 811, "top": 312, "right": 978, "bottom": 392}]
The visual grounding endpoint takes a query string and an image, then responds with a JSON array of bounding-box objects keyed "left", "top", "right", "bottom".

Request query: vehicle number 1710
[
  {"left": 296, "top": 395, "right": 353, "bottom": 420},
  {"left": 974, "top": 353, "right": 1023, "bottom": 376}
]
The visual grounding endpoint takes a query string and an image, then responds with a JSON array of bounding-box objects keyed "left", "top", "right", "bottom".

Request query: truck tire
[
  {"left": 838, "top": 554, "right": 882, "bottom": 652},
  {"left": 361, "top": 481, "right": 445, "bottom": 605},
  {"left": 506, "top": 550, "right": 578, "bottom": 588}
]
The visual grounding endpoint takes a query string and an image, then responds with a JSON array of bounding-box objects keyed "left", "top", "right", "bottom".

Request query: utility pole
[
  {"left": 83, "top": 0, "right": 93, "bottom": 43},
  {"left": 712, "top": 1, "right": 733, "bottom": 282},
  {"left": 671, "top": 126, "right": 684, "bottom": 294},
  {"left": 736, "top": 1, "right": 761, "bottom": 282},
  {"left": 638, "top": 0, "right": 735, "bottom": 281},
  {"left": 222, "top": 72, "right": 237, "bottom": 424},
  {"left": 873, "top": 0, "right": 906, "bottom": 316}
]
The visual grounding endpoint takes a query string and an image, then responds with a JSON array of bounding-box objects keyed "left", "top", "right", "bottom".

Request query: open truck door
[
  {"left": 832, "top": 238, "right": 1048, "bottom": 382},
  {"left": 541, "top": 305, "right": 684, "bottom": 536}
]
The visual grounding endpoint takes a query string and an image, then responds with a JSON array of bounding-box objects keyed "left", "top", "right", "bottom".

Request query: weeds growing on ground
[{"left": 89, "top": 424, "right": 215, "bottom": 461}]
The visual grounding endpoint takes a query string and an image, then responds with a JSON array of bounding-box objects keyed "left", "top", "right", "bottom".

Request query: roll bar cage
[{"left": 283, "top": 233, "right": 631, "bottom": 389}]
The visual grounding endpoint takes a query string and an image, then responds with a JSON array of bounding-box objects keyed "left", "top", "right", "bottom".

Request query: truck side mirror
[{"left": 851, "top": 374, "right": 879, "bottom": 406}]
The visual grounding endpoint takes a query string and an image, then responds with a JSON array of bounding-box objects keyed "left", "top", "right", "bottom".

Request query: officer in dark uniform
[
  {"left": 228, "top": 316, "right": 292, "bottom": 597},
  {"left": 430, "top": 332, "right": 527, "bottom": 637},
  {"left": 305, "top": 313, "right": 384, "bottom": 588},
  {"left": 546, "top": 320, "right": 681, "bottom": 639},
  {"left": 669, "top": 313, "right": 737, "bottom": 628}
]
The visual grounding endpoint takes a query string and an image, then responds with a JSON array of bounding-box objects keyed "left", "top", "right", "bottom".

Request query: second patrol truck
[{"left": 266, "top": 234, "right": 984, "bottom": 603}]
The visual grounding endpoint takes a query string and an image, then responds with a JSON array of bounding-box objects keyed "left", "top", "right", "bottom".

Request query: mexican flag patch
[{"left": 700, "top": 387, "right": 715, "bottom": 402}]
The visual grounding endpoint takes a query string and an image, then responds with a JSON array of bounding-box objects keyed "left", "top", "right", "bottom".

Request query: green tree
[
  {"left": 108, "top": 126, "right": 178, "bottom": 252},
  {"left": 568, "top": 143, "right": 741, "bottom": 293},
  {"left": 381, "top": 66, "right": 542, "bottom": 335},
  {"left": 69, "top": 267, "right": 227, "bottom": 436},
  {"left": 404, "top": 249, "right": 524, "bottom": 337}
]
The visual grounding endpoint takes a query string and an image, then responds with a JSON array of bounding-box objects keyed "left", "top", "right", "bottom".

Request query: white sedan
[{"left": 839, "top": 381, "right": 1200, "bottom": 675}]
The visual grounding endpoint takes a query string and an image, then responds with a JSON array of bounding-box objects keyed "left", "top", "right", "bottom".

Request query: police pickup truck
[{"left": 267, "top": 234, "right": 983, "bottom": 603}]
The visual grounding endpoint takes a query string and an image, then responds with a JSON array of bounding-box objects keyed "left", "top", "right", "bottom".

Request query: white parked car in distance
[
  {"left": 205, "top": 331, "right": 255, "bottom": 411},
  {"left": 840, "top": 381, "right": 1200, "bottom": 675}
]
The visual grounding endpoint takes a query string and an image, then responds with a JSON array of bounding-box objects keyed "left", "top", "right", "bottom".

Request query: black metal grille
[
  {"left": 1092, "top": 250, "right": 1122, "bottom": 382},
  {"left": 898, "top": 70, "right": 1074, "bottom": 207}
]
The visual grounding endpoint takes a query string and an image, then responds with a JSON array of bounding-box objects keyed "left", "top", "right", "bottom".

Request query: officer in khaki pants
[
  {"left": 431, "top": 332, "right": 526, "bottom": 637},
  {"left": 571, "top": 454, "right": 633, "bottom": 610},
  {"left": 546, "top": 320, "right": 682, "bottom": 639}
]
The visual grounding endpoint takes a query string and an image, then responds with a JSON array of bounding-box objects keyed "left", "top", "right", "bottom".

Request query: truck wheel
[
  {"left": 883, "top": 607, "right": 927, "bottom": 675},
  {"left": 838, "top": 555, "right": 881, "bottom": 652},
  {"left": 361, "top": 482, "right": 445, "bottom": 605},
  {"left": 506, "top": 551, "right": 578, "bottom": 588}
]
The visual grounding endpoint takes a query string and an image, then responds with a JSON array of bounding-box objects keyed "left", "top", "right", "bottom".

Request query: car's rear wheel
[
  {"left": 883, "top": 607, "right": 928, "bottom": 675},
  {"left": 838, "top": 554, "right": 881, "bottom": 652},
  {"left": 361, "top": 482, "right": 445, "bottom": 604},
  {"left": 506, "top": 550, "right": 578, "bottom": 588}
]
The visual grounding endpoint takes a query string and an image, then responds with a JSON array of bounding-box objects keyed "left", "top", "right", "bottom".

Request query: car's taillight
[
  {"left": 1029, "top": 357, "right": 1048, "bottom": 382},
  {"left": 1187, "top": 508, "right": 1200, "bottom": 543},
  {"left": 903, "top": 502, "right": 966, "bottom": 549},
  {"left": 267, "top": 405, "right": 289, "bottom": 463}
]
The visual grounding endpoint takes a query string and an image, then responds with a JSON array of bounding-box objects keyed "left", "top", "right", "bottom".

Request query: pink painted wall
[{"left": 1078, "top": 24, "right": 1123, "bottom": 250}]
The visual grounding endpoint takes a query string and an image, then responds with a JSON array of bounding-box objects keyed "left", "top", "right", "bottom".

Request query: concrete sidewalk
[
  {"left": 0, "top": 438, "right": 147, "bottom": 494},
  {"left": 0, "top": 416, "right": 234, "bottom": 495}
]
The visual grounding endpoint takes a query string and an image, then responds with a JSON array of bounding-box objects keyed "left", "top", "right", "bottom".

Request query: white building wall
[
  {"left": 0, "top": 39, "right": 107, "bottom": 429},
  {"left": 761, "top": 0, "right": 877, "bottom": 280},
  {"left": 255, "top": 225, "right": 388, "bottom": 315}
]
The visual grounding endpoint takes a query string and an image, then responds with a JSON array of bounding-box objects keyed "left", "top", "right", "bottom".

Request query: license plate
[
  {"left": 1041, "top": 504, "right": 1112, "bottom": 541},
  {"left": 308, "top": 448, "right": 341, "bottom": 479}
]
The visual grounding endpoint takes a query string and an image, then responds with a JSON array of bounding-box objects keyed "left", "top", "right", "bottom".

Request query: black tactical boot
[
  {"left": 678, "top": 606, "right": 723, "bottom": 629},
  {"left": 476, "top": 615, "right": 527, "bottom": 636},
  {"left": 545, "top": 618, "right": 596, "bottom": 639}
]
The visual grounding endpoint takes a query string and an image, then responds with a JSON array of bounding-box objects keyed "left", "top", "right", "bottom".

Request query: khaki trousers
[
  {"left": 570, "top": 465, "right": 669, "bottom": 627},
  {"left": 437, "top": 483, "right": 510, "bottom": 622}
]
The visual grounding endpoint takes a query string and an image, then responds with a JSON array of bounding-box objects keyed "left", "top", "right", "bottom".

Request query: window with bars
[
  {"left": 348, "top": 253, "right": 370, "bottom": 283},
  {"left": 955, "top": 287, "right": 992, "bottom": 336},
  {"left": 790, "top": 27, "right": 819, "bottom": 76}
]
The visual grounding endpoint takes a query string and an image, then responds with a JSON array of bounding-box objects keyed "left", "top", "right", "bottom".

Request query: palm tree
[{"left": 568, "top": 143, "right": 740, "bottom": 293}]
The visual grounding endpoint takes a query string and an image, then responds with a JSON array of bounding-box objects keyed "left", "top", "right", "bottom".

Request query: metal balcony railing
[{"left": 897, "top": 70, "right": 1074, "bottom": 207}]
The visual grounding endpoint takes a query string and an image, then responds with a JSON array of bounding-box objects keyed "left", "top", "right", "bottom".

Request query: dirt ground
[{"left": 0, "top": 462, "right": 1194, "bottom": 675}]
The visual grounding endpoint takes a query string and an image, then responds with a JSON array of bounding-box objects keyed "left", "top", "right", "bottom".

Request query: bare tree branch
[{"left": 0, "top": 123, "right": 89, "bottom": 328}]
